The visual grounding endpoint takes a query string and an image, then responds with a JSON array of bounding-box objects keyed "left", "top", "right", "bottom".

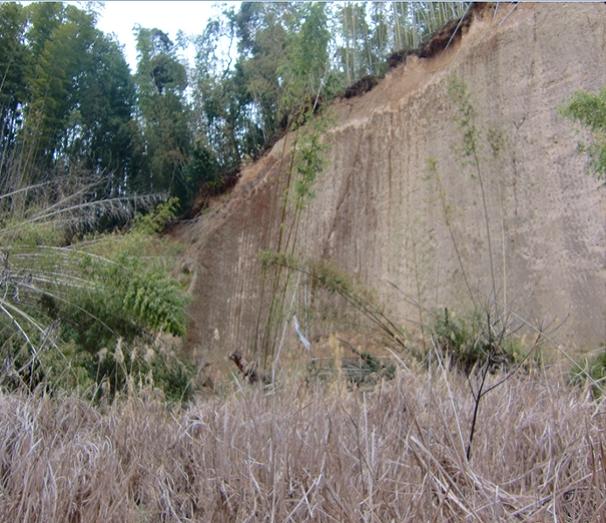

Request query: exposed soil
[
  {"left": 176, "top": 3, "right": 606, "bottom": 365},
  {"left": 343, "top": 75, "right": 380, "bottom": 99},
  {"left": 187, "top": 167, "right": 241, "bottom": 218},
  {"left": 387, "top": 49, "right": 418, "bottom": 70},
  {"left": 418, "top": 4, "right": 477, "bottom": 58}
]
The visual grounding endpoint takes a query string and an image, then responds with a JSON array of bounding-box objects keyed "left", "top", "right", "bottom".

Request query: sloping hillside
[{"left": 176, "top": 3, "right": 606, "bottom": 364}]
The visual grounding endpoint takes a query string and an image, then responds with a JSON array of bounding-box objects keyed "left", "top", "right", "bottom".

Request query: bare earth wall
[{"left": 178, "top": 4, "right": 606, "bottom": 363}]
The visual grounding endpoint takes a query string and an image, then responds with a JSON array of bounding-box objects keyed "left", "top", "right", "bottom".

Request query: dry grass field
[{"left": 0, "top": 368, "right": 603, "bottom": 522}]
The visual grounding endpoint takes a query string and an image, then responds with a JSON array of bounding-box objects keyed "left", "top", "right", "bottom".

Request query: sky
[{"left": 95, "top": 1, "right": 235, "bottom": 71}]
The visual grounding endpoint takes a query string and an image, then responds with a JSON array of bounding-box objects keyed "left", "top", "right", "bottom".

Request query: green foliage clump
[
  {"left": 70, "top": 252, "right": 187, "bottom": 350},
  {"left": 0, "top": 196, "right": 192, "bottom": 402},
  {"left": 448, "top": 77, "right": 479, "bottom": 160},
  {"left": 0, "top": 337, "right": 95, "bottom": 394},
  {"left": 94, "top": 339, "right": 195, "bottom": 403},
  {"left": 309, "top": 259, "right": 357, "bottom": 297},
  {"left": 259, "top": 250, "right": 298, "bottom": 271},
  {"left": 344, "top": 351, "right": 396, "bottom": 387},
  {"left": 293, "top": 118, "right": 330, "bottom": 208},
  {"left": 132, "top": 197, "right": 180, "bottom": 234},
  {"left": 429, "top": 309, "right": 531, "bottom": 375},
  {"left": 1, "top": 333, "right": 195, "bottom": 403},
  {"left": 561, "top": 87, "right": 606, "bottom": 182}
]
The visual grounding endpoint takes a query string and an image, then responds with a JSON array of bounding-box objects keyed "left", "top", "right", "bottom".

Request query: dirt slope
[{"left": 176, "top": 3, "right": 606, "bottom": 363}]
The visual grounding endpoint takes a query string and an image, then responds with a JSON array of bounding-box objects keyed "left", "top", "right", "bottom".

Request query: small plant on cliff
[
  {"left": 560, "top": 87, "right": 606, "bottom": 182},
  {"left": 292, "top": 118, "right": 330, "bottom": 208},
  {"left": 306, "top": 340, "right": 396, "bottom": 389},
  {"left": 447, "top": 76, "right": 498, "bottom": 308}
]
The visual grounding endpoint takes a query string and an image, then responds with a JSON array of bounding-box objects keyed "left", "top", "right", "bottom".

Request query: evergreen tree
[
  {"left": 24, "top": 4, "right": 97, "bottom": 166},
  {"left": 1, "top": 3, "right": 142, "bottom": 196},
  {"left": 280, "top": 2, "right": 332, "bottom": 118},
  {"left": 70, "top": 34, "right": 140, "bottom": 195},
  {"left": 134, "top": 28, "right": 192, "bottom": 196},
  {"left": 0, "top": 3, "right": 28, "bottom": 154}
]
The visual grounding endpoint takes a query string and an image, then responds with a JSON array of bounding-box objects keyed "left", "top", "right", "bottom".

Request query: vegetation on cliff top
[{"left": 1, "top": 1, "right": 469, "bottom": 213}]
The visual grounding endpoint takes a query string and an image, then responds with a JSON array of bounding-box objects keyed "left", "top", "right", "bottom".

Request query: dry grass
[{"left": 0, "top": 369, "right": 604, "bottom": 522}]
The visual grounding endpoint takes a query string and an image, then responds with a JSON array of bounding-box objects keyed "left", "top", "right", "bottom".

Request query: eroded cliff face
[{"left": 178, "top": 3, "right": 606, "bottom": 362}]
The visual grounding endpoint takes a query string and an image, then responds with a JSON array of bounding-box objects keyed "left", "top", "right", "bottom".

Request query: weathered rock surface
[{"left": 177, "top": 4, "right": 606, "bottom": 361}]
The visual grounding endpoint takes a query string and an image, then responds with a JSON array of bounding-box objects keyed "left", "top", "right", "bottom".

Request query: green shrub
[
  {"left": 560, "top": 87, "right": 606, "bottom": 182},
  {"left": 69, "top": 252, "right": 188, "bottom": 348},
  {"left": 132, "top": 197, "right": 181, "bottom": 235},
  {"left": 344, "top": 351, "right": 396, "bottom": 387},
  {"left": 429, "top": 308, "right": 531, "bottom": 375}
]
